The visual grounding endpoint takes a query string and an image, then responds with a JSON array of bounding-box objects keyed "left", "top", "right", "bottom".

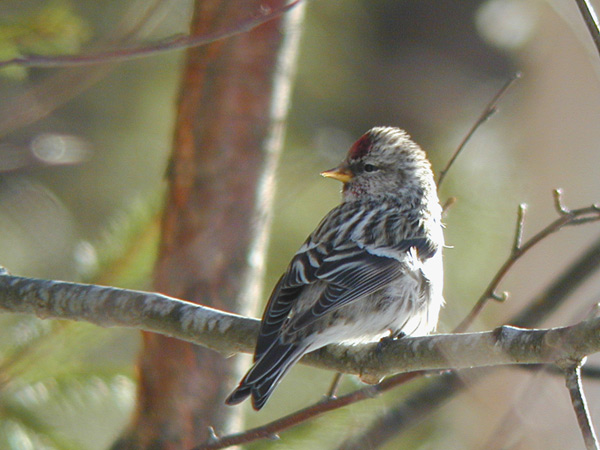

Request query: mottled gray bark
[{"left": 1, "top": 270, "right": 600, "bottom": 379}]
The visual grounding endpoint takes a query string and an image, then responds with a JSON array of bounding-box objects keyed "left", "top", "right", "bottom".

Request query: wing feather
[
  {"left": 254, "top": 202, "right": 439, "bottom": 358},
  {"left": 254, "top": 244, "right": 328, "bottom": 360},
  {"left": 289, "top": 247, "right": 406, "bottom": 330}
]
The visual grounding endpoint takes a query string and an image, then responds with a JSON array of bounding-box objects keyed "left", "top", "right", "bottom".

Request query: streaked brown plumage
[{"left": 226, "top": 127, "right": 444, "bottom": 410}]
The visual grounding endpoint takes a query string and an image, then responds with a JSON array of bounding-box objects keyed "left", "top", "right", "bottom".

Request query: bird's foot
[{"left": 375, "top": 331, "right": 406, "bottom": 354}]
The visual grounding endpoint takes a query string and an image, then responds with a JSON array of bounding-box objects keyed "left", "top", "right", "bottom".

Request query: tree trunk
[{"left": 112, "top": 1, "right": 303, "bottom": 448}]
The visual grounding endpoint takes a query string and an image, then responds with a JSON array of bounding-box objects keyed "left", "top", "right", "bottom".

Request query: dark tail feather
[
  {"left": 224, "top": 384, "right": 252, "bottom": 406},
  {"left": 225, "top": 342, "right": 306, "bottom": 410}
]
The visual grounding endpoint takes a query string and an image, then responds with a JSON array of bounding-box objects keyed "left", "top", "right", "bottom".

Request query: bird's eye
[{"left": 363, "top": 164, "right": 378, "bottom": 173}]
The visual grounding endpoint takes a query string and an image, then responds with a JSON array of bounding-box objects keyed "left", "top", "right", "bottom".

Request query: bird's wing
[
  {"left": 255, "top": 203, "right": 439, "bottom": 357},
  {"left": 286, "top": 241, "right": 409, "bottom": 332},
  {"left": 287, "top": 208, "right": 441, "bottom": 329},
  {"left": 254, "top": 243, "right": 328, "bottom": 360}
]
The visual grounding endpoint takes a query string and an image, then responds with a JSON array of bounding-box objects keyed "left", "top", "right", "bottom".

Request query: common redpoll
[{"left": 225, "top": 127, "right": 444, "bottom": 410}]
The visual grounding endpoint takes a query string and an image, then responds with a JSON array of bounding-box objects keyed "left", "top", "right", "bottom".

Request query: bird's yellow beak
[{"left": 320, "top": 166, "right": 353, "bottom": 183}]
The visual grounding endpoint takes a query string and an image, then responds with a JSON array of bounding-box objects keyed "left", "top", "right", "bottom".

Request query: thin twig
[
  {"left": 338, "top": 371, "right": 475, "bottom": 450},
  {"left": 441, "top": 196, "right": 457, "bottom": 217},
  {"left": 0, "top": 1, "right": 301, "bottom": 68},
  {"left": 336, "top": 371, "right": 465, "bottom": 450},
  {"left": 437, "top": 73, "right": 521, "bottom": 189},
  {"left": 0, "top": 0, "right": 177, "bottom": 137},
  {"left": 554, "top": 188, "right": 571, "bottom": 215},
  {"left": 575, "top": 0, "right": 600, "bottom": 59},
  {"left": 454, "top": 192, "right": 600, "bottom": 333},
  {"left": 325, "top": 373, "right": 344, "bottom": 399},
  {"left": 512, "top": 203, "right": 527, "bottom": 254},
  {"left": 563, "top": 360, "right": 599, "bottom": 450},
  {"left": 511, "top": 238, "right": 600, "bottom": 328},
  {"left": 338, "top": 235, "right": 600, "bottom": 450},
  {"left": 194, "top": 372, "right": 424, "bottom": 450}
]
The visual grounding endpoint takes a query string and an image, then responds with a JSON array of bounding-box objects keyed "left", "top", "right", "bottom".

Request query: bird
[{"left": 225, "top": 126, "right": 444, "bottom": 410}]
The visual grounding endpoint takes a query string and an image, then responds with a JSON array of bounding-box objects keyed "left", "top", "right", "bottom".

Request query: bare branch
[
  {"left": 0, "top": 1, "right": 301, "bottom": 69},
  {"left": 194, "top": 372, "right": 432, "bottom": 450},
  {"left": 562, "top": 359, "right": 599, "bottom": 450},
  {"left": 455, "top": 192, "right": 600, "bottom": 333},
  {"left": 441, "top": 196, "right": 457, "bottom": 216},
  {"left": 437, "top": 73, "right": 520, "bottom": 189},
  {"left": 335, "top": 371, "right": 464, "bottom": 450},
  {"left": 0, "top": 195, "right": 598, "bottom": 449},
  {"left": 575, "top": 0, "right": 600, "bottom": 59},
  {"left": 554, "top": 188, "right": 571, "bottom": 215},
  {"left": 340, "top": 234, "right": 600, "bottom": 450},
  {"left": 3, "top": 236, "right": 600, "bottom": 450},
  {"left": 3, "top": 268, "right": 600, "bottom": 383},
  {"left": 0, "top": 267, "right": 258, "bottom": 356},
  {"left": 325, "top": 373, "right": 344, "bottom": 399}
]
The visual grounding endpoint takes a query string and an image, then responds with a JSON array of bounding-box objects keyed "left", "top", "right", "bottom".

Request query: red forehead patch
[{"left": 348, "top": 133, "right": 372, "bottom": 160}]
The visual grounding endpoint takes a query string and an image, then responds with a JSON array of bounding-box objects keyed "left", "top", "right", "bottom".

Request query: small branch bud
[
  {"left": 553, "top": 188, "right": 571, "bottom": 215},
  {"left": 491, "top": 291, "right": 509, "bottom": 302},
  {"left": 206, "top": 427, "right": 219, "bottom": 443}
]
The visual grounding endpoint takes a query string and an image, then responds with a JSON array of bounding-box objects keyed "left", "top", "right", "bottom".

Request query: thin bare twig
[
  {"left": 441, "top": 196, "right": 457, "bottom": 217},
  {"left": 554, "top": 188, "right": 572, "bottom": 215},
  {"left": 325, "top": 373, "right": 344, "bottom": 399},
  {"left": 575, "top": 0, "right": 600, "bottom": 59},
  {"left": 437, "top": 73, "right": 521, "bottom": 189},
  {"left": 342, "top": 234, "right": 600, "bottom": 450},
  {"left": 455, "top": 191, "right": 600, "bottom": 333},
  {"left": 194, "top": 372, "right": 424, "bottom": 450},
  {"left": 336, "top": 371, "right": 466, "bottom": 450},
  {"left": 0, "top": 1, "right": 301, "bottom": 69},
  {"left": 512, "top": 203, "right": 527, "bottom": 253},
  {"left": 563, "top": 360, "right": 599, "bottom": 450}
]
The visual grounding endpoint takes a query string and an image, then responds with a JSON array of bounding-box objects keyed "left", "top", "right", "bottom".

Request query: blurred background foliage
[{"left": 1, "top": 0, "right": 600, "bottom": 449}]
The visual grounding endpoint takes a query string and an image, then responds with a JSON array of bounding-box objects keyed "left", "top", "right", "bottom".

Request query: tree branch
[
  {"left": 437, "top": 73, "right": 520, "bottom": 189},
  {"left": 198, "top": 371, "right": 453, "bottom": 450},
  {"left": 2, "top": 268, "right": 600, "bottom": 383},
  {"left": 0, "top": 268, "right": 258, "bottom": 356},
  {"left": 562, "top": 359, "right": 600, "bottom": 450},
  {"left": 0, "top": 195, "right": 599, "bottom": 450},
  {"left": 340, "top": 233, "right": 600, "bottom": 450},
  {"left": 0, "top": 1, "right": 301, "bottom": 69},
  {"left": 575, "top": 0, "right": 600, "bottom": 59},
  {"left": 455, "top": 191, "right": 600, "bottom": 332},
  {"left": 335, "top": 371, "right": 466, "bottom": 450}
]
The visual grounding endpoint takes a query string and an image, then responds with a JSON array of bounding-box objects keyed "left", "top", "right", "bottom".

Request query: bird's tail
[{"left": 225, "top": 342, "right": 306, "bottom": 410}]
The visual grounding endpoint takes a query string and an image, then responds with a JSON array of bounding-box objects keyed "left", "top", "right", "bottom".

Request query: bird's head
[{"left": 321, "top": 127, "right": 436, "bottom": 201}]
